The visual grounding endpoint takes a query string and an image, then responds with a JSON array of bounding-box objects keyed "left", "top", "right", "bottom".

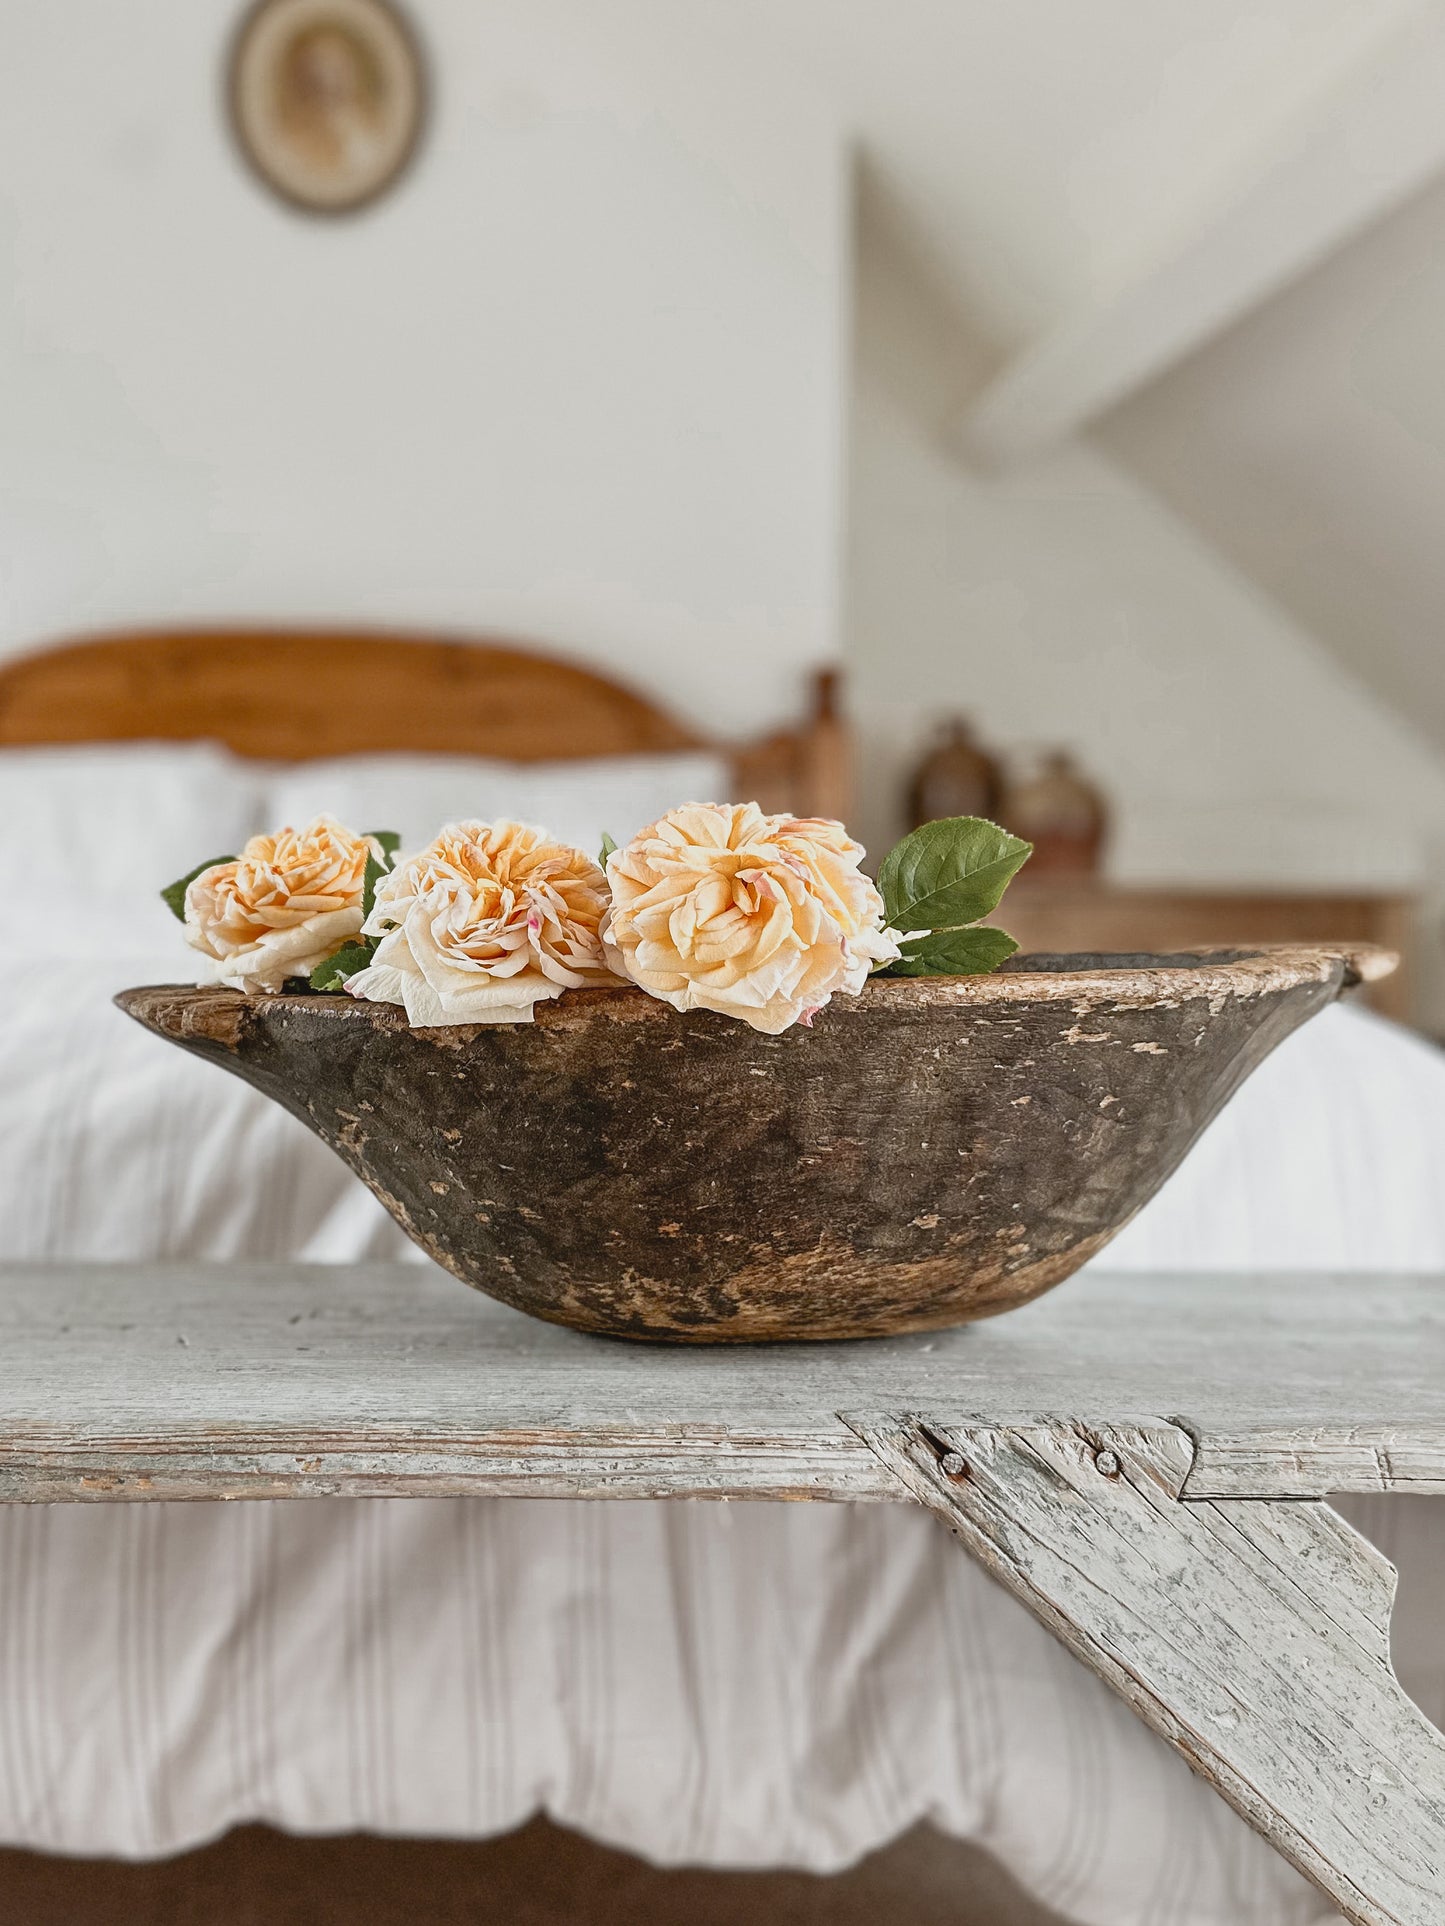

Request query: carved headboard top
[
  {"left": 0, "top": 627, "right": 849, "bottom": 819},
  {"left": 0, "top": 628, "right": 704, "bottom": 763}
]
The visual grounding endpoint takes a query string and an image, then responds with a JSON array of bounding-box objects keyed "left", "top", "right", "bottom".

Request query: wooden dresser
[{"left": 1003, "top": 880, "right": 1416, "bottom": 1022}]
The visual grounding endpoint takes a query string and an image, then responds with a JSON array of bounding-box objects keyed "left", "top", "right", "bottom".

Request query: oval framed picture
[{"left": 228, "top": 0, "right": 426, "bottom": 216}]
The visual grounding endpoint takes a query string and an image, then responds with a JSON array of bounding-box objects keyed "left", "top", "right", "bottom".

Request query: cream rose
[
  {"left": 602, "top": 802, "right": 899, "bottom": 1034},
  {"left": 346, "top": 819, "right": 618, "bottom": 1027},
  {"left": 185, "top": 815, "right": 378, "bottom": 993}
]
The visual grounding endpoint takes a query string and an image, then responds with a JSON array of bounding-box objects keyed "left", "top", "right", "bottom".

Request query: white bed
[{"left": 1, "top": 727, "right": 1440, "bottom": 1926}]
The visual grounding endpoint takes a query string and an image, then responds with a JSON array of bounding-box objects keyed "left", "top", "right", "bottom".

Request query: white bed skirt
[{"left": 0, "top": 1494, "right": 1347, "bottom": 1926}]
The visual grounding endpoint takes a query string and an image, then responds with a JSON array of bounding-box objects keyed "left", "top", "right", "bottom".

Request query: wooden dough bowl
[{"left": 118, "top": 945, "right": 1389, "bottom": 1343}]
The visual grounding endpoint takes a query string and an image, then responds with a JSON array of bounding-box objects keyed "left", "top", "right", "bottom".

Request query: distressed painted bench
[{"left": 2, "top": 1260, "right": 1441, "bottom": 1925}]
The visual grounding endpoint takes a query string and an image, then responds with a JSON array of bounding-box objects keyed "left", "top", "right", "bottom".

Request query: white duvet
[
  {"left": 5, "top": 953, "right": 413, "bottom": 1264},
  {"left": 1, "top": 950, "right": 1440, "bottom": 1925}
]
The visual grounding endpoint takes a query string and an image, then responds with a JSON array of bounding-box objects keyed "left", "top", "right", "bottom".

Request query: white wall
[
  {"left": 846, "top": 211, "right": 1445, "bottom": 908},
  {"left": 0, "top": 0, "right": 844, "bottom": 734}
]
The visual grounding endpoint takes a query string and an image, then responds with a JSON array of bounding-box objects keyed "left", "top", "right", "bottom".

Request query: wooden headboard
[{"left": 0, "top": 629, "right": 848, "bottom": 818}]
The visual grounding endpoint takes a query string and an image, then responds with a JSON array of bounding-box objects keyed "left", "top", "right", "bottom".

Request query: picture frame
[{"left": 227, "top": 0, "right": 426, "bottom": 217}]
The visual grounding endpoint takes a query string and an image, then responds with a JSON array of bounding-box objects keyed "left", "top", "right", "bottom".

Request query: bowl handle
[{"left": 1325, "top": 942, "right": 1399, "bottom": 992}]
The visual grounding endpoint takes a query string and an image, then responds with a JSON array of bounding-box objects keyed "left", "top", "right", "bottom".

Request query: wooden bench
[{"left": 3, "top": 1260, "right": 1441, "bottom": 1925}]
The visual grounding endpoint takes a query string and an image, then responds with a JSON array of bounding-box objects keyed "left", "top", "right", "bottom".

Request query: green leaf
[
  {"left": 599, "top": 831, "right": 618, "bottom": 867},
  {"left": 309, "top": 939, "right": 375, "bottom": 992},
  {"left": 361, "top": 854, "right": 388, "bottom": 919},
  {"left": 878, "top": 817, "right": 1032, "bottom": 935},
  {"left": 360, "top": 831, "right": 401, "bottom": 918},
  {"left": 160, "top": 855, "right": 236, "bottom": 923},
  {"left": 884, "top": 925, "right": 1019, "bottom": 977},
  {"left": 364, "top": 830, "right": 401, "bottom": 864}
]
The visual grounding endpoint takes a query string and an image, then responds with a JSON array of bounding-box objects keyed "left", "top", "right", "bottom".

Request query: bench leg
[{"left": 847, "top": 1412, "right": 1445, "bottom": 1926}]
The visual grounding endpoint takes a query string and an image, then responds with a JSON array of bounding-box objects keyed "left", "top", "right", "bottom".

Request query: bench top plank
[{"left": 0, "top": 1262, "right": 1440, "bottom": 1502}]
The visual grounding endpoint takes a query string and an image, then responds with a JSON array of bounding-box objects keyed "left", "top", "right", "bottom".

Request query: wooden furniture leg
[{"left": 849, "top": 1413, "right": 1445, "bottom": 1926}]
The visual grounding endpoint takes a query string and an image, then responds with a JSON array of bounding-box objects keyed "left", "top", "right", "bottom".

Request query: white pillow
[
  {"left": 0, "top": 742, "right": 264, "bottom": 957},
  {"left": 266, "top": 750, "right": 732, "bottom": 859}
]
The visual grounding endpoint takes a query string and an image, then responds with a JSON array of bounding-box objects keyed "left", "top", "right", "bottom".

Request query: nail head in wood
[
  {"left": 1094, "top": 1447, "right": 1122, "bottom": 1477},
  {"left": 940, "top": 1450, "right": 968, "bottom": 1479}
]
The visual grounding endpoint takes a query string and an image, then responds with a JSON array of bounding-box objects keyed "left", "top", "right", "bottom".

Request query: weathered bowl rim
[
  {"left": 113, "top": 942, "right": 1395, "bottom": 1341},
  {"left": 116, "top": 942, "right": 1395, "bottom": 1038}
]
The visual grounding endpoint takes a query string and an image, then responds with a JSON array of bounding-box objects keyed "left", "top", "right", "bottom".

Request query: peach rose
[
  {"left": 602, "top": 802, "right": 899, "bottom": 1034},
  {"left": 346, "top": 819, "right": 618, "bottom": 1027},
  {"left": 185, "top": 815, "right": 378, "bottom": 993}
]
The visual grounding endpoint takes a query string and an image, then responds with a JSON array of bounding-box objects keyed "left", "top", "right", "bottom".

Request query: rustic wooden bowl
[{"left": 118, "top": 944, "right": 1389, "bottom": 1343}]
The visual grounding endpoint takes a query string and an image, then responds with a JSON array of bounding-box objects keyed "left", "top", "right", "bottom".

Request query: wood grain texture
[
  {"left": 2, "top": 1263, "right": 1444, "bottom": 1502},
  {"left": 854, "top": 1414, "right": 1445, "bottom": 1926},
  {"left": 1005, "top": 877, "right": 1416, "bottom": 1022},
  {"left": 10, "top": 1259, "right": 1441, "bottom": 1918},
  {"left": 116, "top": 947, "right": 1369, "bottom": 1341},
  {"left": 0, "top": 630, "right": 697, "bottom": 760},
  {"left": 0, "top": 628, "right": 846, "bottom": 818}
]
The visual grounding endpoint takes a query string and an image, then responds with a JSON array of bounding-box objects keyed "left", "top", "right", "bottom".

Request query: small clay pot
[
  {"left": 117, "top": 945, "right": 1389, "bottom": 1343},
  {"left": 1001, "top": 749, "right": 1108, "bottom": 873},
  {"left": 905, "top": 719, "right": 1004, "bottom": 829}
]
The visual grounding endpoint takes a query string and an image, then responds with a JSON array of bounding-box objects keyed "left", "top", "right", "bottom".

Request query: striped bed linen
[
  {"left": 2, "top": 955, "right": 1442, "bottom": 1924},
  {"left": 0, "top": 1497, "right": 1331, "bottom": 1923}
]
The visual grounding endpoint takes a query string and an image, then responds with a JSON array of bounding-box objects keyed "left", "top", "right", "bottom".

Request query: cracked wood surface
[
  {"left": 853, "top": 1414, "right": 1445, "bottom": 1926},
  {"left": 7, "top": 1259, "right": 1445, "bottom": 1916},
  {"left": 0, "top": 1262, "right": 1442, "bottom": 1501}
]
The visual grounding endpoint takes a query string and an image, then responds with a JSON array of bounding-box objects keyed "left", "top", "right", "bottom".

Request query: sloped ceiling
[
  {"left": 728, "top": 0, "right": 1445, "bottom": 757},
  {"left": 1097, "top": 171, "right": 1445, "bottom": 757},
  {"left": 730, "top": 0, "right": 1414, "bottom": 348}
]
